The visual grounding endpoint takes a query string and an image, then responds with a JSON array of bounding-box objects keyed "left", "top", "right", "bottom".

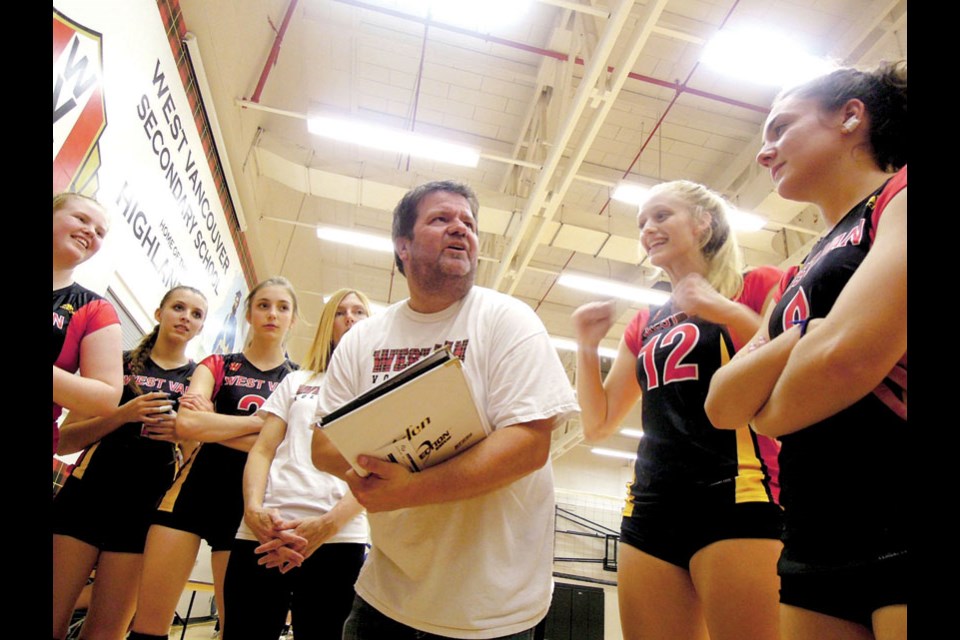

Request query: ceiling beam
[
  {"left": 489, "top": 0, "right": 644, "bottom": 290},
  {"left": 502, "top": 0, "right": 671, "bottom": 294}
]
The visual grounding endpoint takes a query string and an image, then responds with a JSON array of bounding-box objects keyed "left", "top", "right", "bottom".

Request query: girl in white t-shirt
[{"left": 221, "top": 288, "right": 372, "bottom": 640}]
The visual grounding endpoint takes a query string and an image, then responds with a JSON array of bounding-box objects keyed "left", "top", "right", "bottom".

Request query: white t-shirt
[
  {"left": 236, "top": 369, "right": 368, "bottom": 544},
  {"left": 316, "top": 286, "right": 579, "bottom": 639}
]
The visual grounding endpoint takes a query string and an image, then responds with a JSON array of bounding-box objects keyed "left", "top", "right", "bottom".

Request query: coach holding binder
[{"left": 312, "top": 180, "right": 578, "bottom": 639}]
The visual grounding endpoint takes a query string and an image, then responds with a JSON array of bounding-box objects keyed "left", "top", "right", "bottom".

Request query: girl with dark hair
[
  {"left": 706, "top": 61, "right": 907, "bottom": 640},
  {"left": 52, "top": 285, "right": 208, "bottom": 640},
  {"left": 52, "top": 192, "right": 124, "bottom": 454},
  {"left": 222, "top": 288, "right": 372, "bottom": 640},
  {"left": 572, "top": 180, "right": 783, "bottom": 640},
  {"left": 129, "top": 277, "right": 300, "bottom": 640}
]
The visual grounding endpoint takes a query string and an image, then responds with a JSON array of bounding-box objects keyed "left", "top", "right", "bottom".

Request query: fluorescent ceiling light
[
  {"left": 611, "top": 182, "right": 650, "bottom": 206},
  {"left": 701, "top": 26, "right": 836, "bottom": 88},
  {"left": 316, "top": 225, "right": 394, "bottom": 253},
  {"left": 591, "top": 447, "right": 638, "bottom": 461},
  {"left": 551, "top": 336, "right": 619, "bottom": 360},
  {"left": 558, "top": 273, "right": 670, "bottom": 307},
  {"left": 308, "top": 115, "right": 480, "bottom": 167},
  {"left": 619, "top": 428, "right": 644, "bottom": 439}
]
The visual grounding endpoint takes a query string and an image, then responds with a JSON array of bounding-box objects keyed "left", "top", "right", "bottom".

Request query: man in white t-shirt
[{"left": 312, "top": 180, "right": 578, "bottom": 640}]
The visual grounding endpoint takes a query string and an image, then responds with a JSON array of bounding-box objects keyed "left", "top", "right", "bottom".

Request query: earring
[{"left": 841, "top": 116, "right": 860, "bottom": 133}]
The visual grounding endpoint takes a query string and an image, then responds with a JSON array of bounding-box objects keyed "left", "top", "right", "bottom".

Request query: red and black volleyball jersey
[
  {"left": 202, "top": 353, "right": 298, "bottom": 417},
  {"left": 165, "top": 353, "right": 298, "bottom": 508},
  {"left": 53, "top": 283, "right": 120, "bottom": 452},
  {"left": 768, "top": 166, "right": 907, "bottom": 562},
  {"left": 69, "top": 352, "right": 197, "bottom": 481},
  {"left": 622, "top": 267, "right": 782, "bottom": 515}
]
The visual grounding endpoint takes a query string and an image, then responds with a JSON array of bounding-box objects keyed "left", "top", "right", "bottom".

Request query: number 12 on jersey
[{"left": 637, "top": 324, "right": 701, "bottom": 390}]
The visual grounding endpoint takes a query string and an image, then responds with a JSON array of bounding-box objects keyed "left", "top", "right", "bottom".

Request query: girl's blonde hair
[
  {"left": 646, "top": 180, "right": 744, "bottom": 300},
  {"left": 302, "top": 288, "right": 372, "bottom": 374},
  {"left": 53, "top": 192, "right": 105, "bottom": 216}
]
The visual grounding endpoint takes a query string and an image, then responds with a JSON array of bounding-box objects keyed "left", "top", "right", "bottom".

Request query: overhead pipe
[{"left": 249, "top": 0, "right": 300, "bottom": 103}]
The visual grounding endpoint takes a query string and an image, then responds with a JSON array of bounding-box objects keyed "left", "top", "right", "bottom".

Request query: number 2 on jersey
[
  {"left": 637, "top": 324, "right": 700, "bottom": 389},
  {"left": 237, "top": 394, "right": 266, "bottom": 413}
]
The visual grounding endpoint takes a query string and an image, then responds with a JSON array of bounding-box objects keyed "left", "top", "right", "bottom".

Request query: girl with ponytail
[
  {"left": 572, "top": 180, "right": 784, "bottom": 640},
  {"left": 52, "top": 285, "right": 208, "bottom": 640},
  {"left": 707, "top": 61, "right": 908, "bottom": 639}
]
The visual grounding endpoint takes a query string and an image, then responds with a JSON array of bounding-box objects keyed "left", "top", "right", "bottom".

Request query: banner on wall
[{"left": 53, "top": 1, "right": 248, "bottom": 354}]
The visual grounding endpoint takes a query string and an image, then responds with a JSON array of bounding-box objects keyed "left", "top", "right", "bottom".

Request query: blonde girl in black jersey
[{"left": 572, "top": 181, "right": 783, "bottom": 640}]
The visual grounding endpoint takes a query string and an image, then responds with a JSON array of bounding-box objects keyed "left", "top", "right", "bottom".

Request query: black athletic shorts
[
  {"left": 152, "top": 443, "right": 246, "bottom": 551},
  {"left": 778, "top": 548, "right": 908, "bottom": 628},
  {"left": 52, "top": 441, "right": 177, "bottom": 553},
  {"left": 620, "top": 499, "right": 782, "bottom": 570}
]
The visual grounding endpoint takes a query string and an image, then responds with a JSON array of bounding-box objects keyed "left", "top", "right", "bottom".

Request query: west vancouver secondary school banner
[{"left": 53, "top": 0, "right": 248, "bottom": 354}]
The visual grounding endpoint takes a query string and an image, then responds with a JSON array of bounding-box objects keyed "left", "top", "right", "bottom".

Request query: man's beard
[{"left": 407, "top": 256, "right": 476, "bottom": 301}]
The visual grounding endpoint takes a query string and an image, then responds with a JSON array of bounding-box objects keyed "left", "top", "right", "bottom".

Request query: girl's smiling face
[
  {"left": 638, "top": 192, "right": 709, "bottom": 270},
  {"left": 53, "top": 197, "right": 109, "bottom": 269}
]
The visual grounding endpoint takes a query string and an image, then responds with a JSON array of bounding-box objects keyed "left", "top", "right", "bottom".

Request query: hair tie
[{"left": 795, "top": 318, "right": 811, "bottom": 337}]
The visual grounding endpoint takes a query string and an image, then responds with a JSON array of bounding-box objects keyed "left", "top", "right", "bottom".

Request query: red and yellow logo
[{"left": 53, "top": 9, "right": 106, "bottom": 196}]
